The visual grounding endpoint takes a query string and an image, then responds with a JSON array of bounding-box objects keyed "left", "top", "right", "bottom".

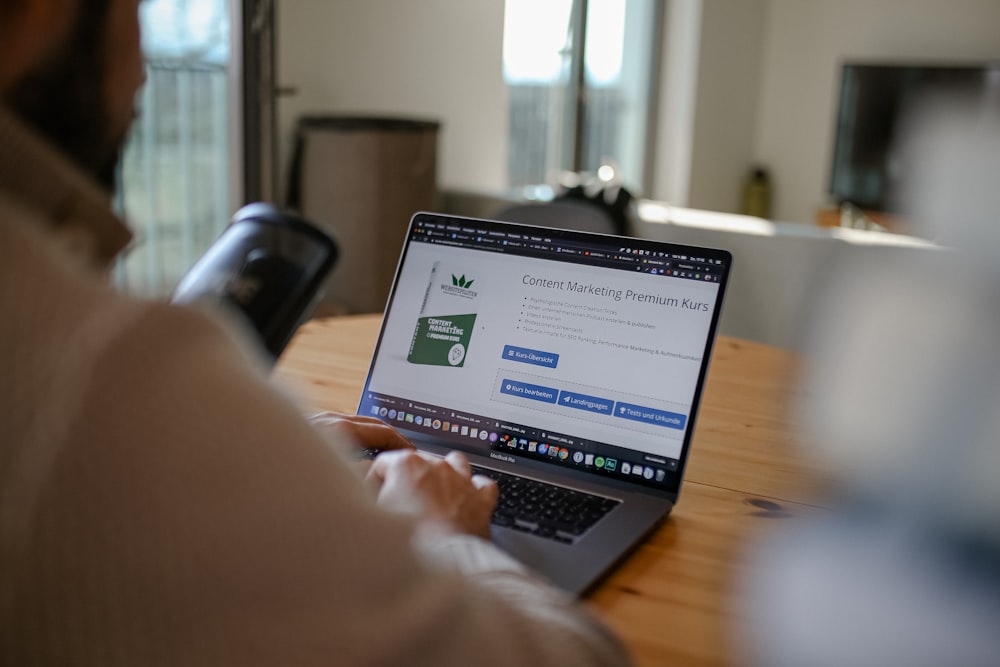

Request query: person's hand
[
  {"left": 368, "top": 450, "right": 499, "bottom": 540},
  {"left": 308, "top": 412, "right": 415, "bottom": 468}
]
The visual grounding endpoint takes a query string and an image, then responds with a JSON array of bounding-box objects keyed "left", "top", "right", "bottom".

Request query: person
[{"left": 0, "top": 1, "right": 630, "bottom": 665}]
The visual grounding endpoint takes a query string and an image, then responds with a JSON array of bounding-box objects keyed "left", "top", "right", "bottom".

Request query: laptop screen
[{"left": 357, "top": 213, "right": 731, "bottom": 494}]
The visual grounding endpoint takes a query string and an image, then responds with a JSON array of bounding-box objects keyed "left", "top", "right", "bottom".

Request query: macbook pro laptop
[{"left": 357, "top": 212, "right": 732, "bottom": 594}]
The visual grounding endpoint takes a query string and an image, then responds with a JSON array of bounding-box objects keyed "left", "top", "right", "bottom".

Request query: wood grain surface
[{"left": 275, "top": 315, "right": 823, "bottom": 666}]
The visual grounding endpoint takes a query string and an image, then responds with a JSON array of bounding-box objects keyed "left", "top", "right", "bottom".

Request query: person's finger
[
  {"left": 368, "top": 448, "right": 423, "bottom": 484},
  {"left": 444, "top": 450, "right": 472, "bottom": 477},
  {"left": 336, "top": 414, "right": 392, "bottom": 428},
  {"left": 315, "top": 416, "right": 415, "bottom": 452},
  {"left": 340, "top": 420, "right": 415, "bottom": 451},
  {"left": 309, "top": 411, "right": 395, "bottom": 430},
  {"left": 364, "top": 462, "right": 383, "bottom": 489},
  {"left": 308, "top": 411, "right": 374, "bottom": 427},
  {"left": 471, "top": 475, "right": 499, "bottom": 506},
  {"left": 367, "top": 448, "right": 401, "bottom": 482}
]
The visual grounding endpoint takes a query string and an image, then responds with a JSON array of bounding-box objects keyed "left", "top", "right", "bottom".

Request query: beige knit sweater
[{"left": 0, "top": 107, "right": 630, "bottom": 666}]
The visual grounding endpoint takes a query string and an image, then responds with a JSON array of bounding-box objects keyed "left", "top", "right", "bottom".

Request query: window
[
  {"left": 503, "top": 0, "right": 660, "bottom": 195},
  {"left": 116, "top": 0, "right": 233, "bottom": 296}
]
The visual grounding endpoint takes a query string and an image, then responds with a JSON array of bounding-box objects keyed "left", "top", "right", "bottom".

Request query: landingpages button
[{"left": 557, "top": 390, "right": 615, "bottom": 415}]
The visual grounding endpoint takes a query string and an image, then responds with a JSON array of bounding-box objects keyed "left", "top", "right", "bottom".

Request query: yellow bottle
[{"left": 741, "top": 167, "right": 772, "bottom": 219}]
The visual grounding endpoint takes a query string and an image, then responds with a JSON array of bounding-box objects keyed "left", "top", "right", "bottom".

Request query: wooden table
[{"left": 276, "top": 315, "right": 824, "bottom": 666}]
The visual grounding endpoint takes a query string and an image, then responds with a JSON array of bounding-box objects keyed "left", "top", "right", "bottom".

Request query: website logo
[{"left": 440, "top": 275, "right": 479, "bottom": 300}]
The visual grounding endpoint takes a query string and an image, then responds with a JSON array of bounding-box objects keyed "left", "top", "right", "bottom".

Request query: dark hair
[{"left": 5, "top": 0, "right": 122, "bottom": 190}]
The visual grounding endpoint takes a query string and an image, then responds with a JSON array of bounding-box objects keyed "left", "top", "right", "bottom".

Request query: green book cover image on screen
[{"left": 408, "top": 261, "right": 481, "bottom": 367}]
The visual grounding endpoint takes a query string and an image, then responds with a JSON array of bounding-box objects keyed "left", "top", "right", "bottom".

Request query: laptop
[{"left": 357, "top": 212, "right": 732, "bottom": 594}]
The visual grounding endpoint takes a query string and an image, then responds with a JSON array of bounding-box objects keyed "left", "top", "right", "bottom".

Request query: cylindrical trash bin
[{"left": 287, "top": 116, "right": 440, "bottom": 314}]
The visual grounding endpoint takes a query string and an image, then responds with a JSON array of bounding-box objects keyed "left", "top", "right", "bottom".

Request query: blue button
[
  {"left": 557, "top": 390, "right": 615, "bottom": 415},
  {"left": 502, "top": 345, "right": 559, "bottom": 369},
  {"left": 614, "top": 402, "right": 687, "bottom": 430},
  {"left": 500, "top": 379, "right": 559, "bottom": 404}
]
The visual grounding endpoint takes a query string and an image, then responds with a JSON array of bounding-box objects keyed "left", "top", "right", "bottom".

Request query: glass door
[
  {"left": 116, "top": 0, "right": 237, "bottom": 296},
  {"left": 503, "top": 0, "right": 660, "bottom": 195}
]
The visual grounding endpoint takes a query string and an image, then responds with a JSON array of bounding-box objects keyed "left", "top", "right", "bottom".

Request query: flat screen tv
[{"left": 829, "top": 62, "right": 1000, "bottom": 213}]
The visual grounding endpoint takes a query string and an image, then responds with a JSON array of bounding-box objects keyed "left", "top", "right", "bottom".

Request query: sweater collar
[{"left": 0, "top": 106, "right": 133, "bottom": 270}]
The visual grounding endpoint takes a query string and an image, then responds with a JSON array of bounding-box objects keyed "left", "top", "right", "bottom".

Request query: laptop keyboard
[{"left": 471, "top": 465, "right": 620, "bottom": 544}]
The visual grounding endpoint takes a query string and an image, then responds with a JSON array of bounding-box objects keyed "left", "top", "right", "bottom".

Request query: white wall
[
  {"left": 686, "top": 0, "right": 768, "bottom": 214},
  {"left": 753, "top": 0, "right": 1000, "bottom": 224},
  {"left": 650, "top": 0, "right": 702, "bottom": 206},
  {"left": 275, "top": 0, "right": 508, "bottom": 198}
]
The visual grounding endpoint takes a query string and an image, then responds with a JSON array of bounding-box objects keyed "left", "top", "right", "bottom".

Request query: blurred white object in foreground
[{"left": 740, "top": 89, "right": 1000, "bottom": 666}]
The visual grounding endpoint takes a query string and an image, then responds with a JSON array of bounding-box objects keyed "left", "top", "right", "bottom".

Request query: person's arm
[{"left": 42, "top": 303, "right": 630, "bottom": 666}]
